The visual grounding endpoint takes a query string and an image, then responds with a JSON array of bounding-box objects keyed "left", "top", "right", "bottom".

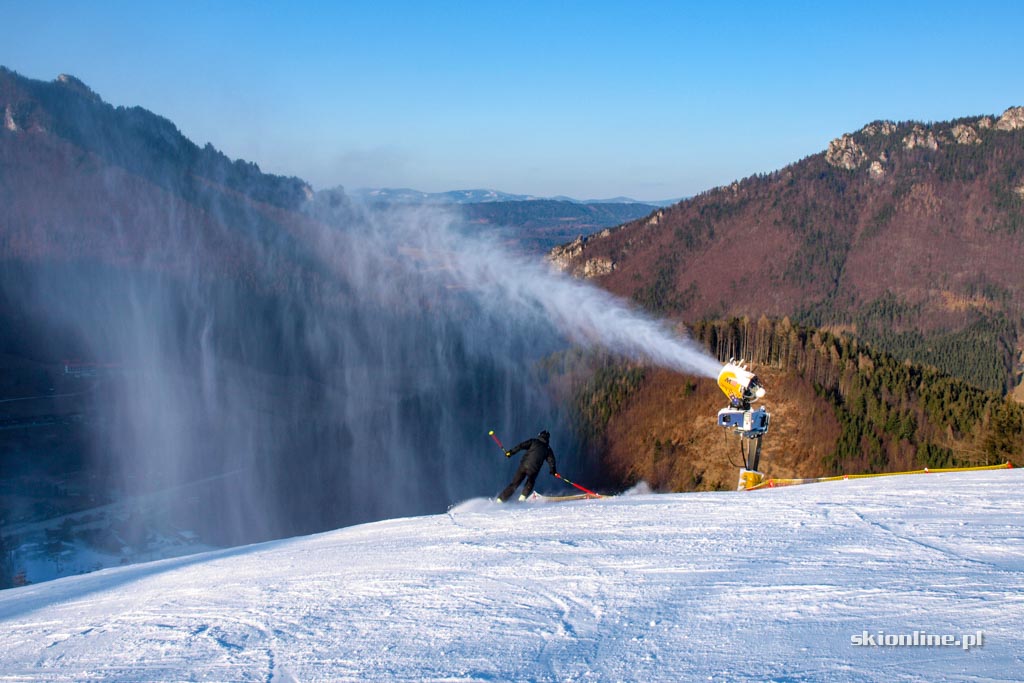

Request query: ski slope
[{"left": 1, "top": 470, "right": 1022, "bottom": 682}]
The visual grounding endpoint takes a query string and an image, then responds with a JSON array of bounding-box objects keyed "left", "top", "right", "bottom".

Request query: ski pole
[
  {"left": 555, "top": 473, "right": 601, "bottom": 498},
  {"left": 488, "top": 430, "right": 509, "bottom": 456}
]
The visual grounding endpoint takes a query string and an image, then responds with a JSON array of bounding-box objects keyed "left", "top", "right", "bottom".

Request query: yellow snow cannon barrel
[{"left": 717, "top": 361, "right": 766, "bottom": 406}]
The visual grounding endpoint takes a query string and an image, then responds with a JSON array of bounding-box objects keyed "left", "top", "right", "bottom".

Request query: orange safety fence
[{"left": 746, "top": 461, "right": 1014, "bottom": 491}]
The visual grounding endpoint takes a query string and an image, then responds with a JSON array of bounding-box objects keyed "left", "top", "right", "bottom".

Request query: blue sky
[{"left": 2, "top": 1, "right": 1022, "bottom": 200}]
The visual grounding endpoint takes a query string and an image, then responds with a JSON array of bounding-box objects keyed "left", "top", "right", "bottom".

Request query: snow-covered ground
[{"left": 1, "top": 469, "right": 1022, "bottom": 682}]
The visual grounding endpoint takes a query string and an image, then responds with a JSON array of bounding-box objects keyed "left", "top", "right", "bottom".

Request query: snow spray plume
[
  {"left": 303, "top": 193, "right": 719, "bottom": 381},
  {"left": 439, "top": 229, "right": 721, "bottom": 379},
  {"left": 9, "top": 180, "right": 716, "bottom": 557}
]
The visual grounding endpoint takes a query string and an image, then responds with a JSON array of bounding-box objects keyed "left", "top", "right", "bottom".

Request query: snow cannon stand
[
  {"left": 716, "top": 361, "right": 771, "bottom": 490},
  {"left": 736, "top": 468, "right": 765, "bottom": 491}
]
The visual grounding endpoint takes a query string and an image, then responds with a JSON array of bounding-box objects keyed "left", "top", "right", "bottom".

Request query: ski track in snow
[{"left": 1, "top": 470, "right": 1023, "bottom": 682}]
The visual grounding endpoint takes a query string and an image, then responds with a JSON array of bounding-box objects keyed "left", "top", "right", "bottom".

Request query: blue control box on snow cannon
[{"left": 717, "top": 405, "right": 770, "bottom": 434}]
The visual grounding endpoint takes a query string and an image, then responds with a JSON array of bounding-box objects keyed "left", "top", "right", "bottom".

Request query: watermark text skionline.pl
[{"left": 851, "top": 630, "right": 984, "bottom": 651}]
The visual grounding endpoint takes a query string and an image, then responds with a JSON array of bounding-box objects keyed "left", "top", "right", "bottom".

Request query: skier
[{"left": 497, "top": 430, "right": 558, "bottom": 502}]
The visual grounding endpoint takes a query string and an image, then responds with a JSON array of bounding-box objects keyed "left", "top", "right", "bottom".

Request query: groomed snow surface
[{"left": 1, "top": 470, "right": 1023, "bottom": 682}]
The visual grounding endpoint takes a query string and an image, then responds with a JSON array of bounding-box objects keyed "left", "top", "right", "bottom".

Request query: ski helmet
[{"left": 538, "top": 430, "right": 550, "bottom": 442}]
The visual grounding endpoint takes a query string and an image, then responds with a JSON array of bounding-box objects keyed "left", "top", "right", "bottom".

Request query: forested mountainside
[
  {"left": 551, "top": 109, "right": 1024, "bottom": 394},
  {"left": 549, "top": 111, "right": 1024, "bottom": 490}
]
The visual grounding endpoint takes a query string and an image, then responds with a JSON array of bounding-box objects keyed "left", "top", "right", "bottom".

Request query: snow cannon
[
  {"left": 715, "top": 360, "right": 770, "bottom": 489},
  {"left": 717, "top": 360, "right": 765, "bottom": 408}
]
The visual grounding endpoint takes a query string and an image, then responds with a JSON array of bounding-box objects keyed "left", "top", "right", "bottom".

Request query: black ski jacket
[{"left": 508, "top": 436, "right": 557, "bottom": 476}]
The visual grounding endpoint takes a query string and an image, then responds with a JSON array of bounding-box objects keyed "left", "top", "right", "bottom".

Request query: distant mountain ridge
[
  {"left": 351, "top": 187, "right": 680, "bottom": 206},
  {"left": 348, "top": 188, "right": 665, "bottom": 252},
  {"left": 458, "top": 200, "right": 660, "bottom": 252}
]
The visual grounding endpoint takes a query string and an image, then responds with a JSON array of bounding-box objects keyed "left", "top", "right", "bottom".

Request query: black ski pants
[{"left": 499, "top": 464, "right": 540, "bottom": 502}]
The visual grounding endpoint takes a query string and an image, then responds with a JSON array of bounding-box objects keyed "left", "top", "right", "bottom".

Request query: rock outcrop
[
  {"left": 547, "top": 234, "right": 615, "bottom": 278},
  {"left": 951, "top": 124, "right": 982, "bottom": 145},
  {"left": 861, "top": 121, "right": 897, "bottom": 137},
  {"left": 826, "top": 134, "right": 867, "bottom": 170},
  {"left": 995, "top": 106, "right": 1024, "bottom": 131},
  {"left": 902, "top": 126, "right": 939, "bottom": 151},
  {"left": 646, "top": 209, "right": 665, "bottom": 227},
  {"left": 547, "top": 235, "right": 587, "bottom": 272},
  {"left": 582, "top": 256, "right": 615, "bottom": 278}
]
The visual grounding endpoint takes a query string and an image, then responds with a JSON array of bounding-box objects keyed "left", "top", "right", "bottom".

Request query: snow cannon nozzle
[{"left": 717, "top": 360, "right": 766, "bottom": 408}]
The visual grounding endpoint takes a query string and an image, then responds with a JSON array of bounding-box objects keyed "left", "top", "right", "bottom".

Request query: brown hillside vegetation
[
  {"left": 601, "top": 365, "right": 838, "bottom": 492},
  {"left": 566, "top": 317, "right": 1023, "bottom": 493}
]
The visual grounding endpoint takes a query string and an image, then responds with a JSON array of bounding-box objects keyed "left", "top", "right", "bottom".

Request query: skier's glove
[
  {"left": 505, "top": 450, "right": 512, "bottom": 458},
  {"left": 550, "top": 469, "right": 558, "bottom": 476}
]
